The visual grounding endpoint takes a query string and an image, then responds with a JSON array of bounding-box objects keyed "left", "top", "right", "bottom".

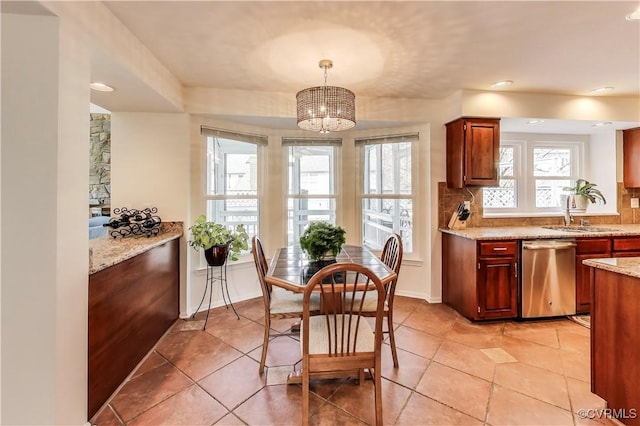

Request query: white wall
[
  {"left": 1, "top": 12, "right": 89, "bottom": 425},
  {"left": 588, "top": 131, "right": 618, "bottom": 214}
]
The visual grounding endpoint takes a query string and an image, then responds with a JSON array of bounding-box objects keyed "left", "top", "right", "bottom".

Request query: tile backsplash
[{"left": 438, "top": 182, "right": 640, "bottom": 228}]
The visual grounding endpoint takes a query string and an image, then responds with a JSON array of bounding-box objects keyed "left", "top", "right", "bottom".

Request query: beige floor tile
[
  {"left": 446, "top": 320, "right": 505, "bottom": 349},
  {"left": 396, "top": 392, "right": 483, "bottom": 425},
  {"left": 198, "top": 356, "right": 266, "bottom": 410},
  {"left": 487, "top": 384, "right": 574, "bottom": 426},
  {"left": 380, "top": 346, "right": 431, "bottom": 389},
  {"left": 329, "top": 377, "right": 412, "bottom": 425},
  {"left": 558, "top": 329, "right": 591, "bottom": 353},
  {"left": 155, "top": 330, "right": 243, "bottom": 381},
  {"left": 503, "top": 321, "right": 560, "bottom": 348},
  {"left": 416, "top": 362, "right": 491, "bottom": 421},
  {"left": 127, "top": 384, "right": 227, "bottom": 426},
  {"left": 98, "top": 298, "right": 600, "bottom": 426},
  {"left": 393, "top": 325, "right": 443, "bottom": 359},
  {"left": 561, "top": 350, "right": 591, "bottom": 382},
  {"left": 494, "top": 362, "right": 570, "bottom": 409},
  {"left": 433, "top": 340, "right": 496, "bottom": 381}
]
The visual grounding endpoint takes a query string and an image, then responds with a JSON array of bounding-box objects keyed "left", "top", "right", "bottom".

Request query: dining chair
[
  {"left": 301, "top": 262, "right": 386, "bottom": 426},
  {"left": 251, "top": 236, "right": 320, "bottom": 374},
  {"left": 346, "top": 234, "right": 403, "bottom": 367}
]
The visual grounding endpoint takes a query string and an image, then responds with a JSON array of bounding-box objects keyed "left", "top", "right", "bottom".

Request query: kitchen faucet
[{"left": 564, "top": 195, "right": 573, "bottom": 226}]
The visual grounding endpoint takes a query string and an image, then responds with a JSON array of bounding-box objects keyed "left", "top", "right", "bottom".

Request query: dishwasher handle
[{"left": 522, "top": 241, "right": 576, "bottom": 250}]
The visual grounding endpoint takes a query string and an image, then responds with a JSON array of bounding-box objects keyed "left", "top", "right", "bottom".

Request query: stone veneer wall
[
  {"left": 438, "top": 182, "right": 640, "bottom": 228},
  {"left": 89, "top": 113, "right": 111, "bottom": 206}
]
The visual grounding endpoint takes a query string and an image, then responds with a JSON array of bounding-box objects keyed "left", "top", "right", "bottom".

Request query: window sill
[{"left": 482, "top": 211, "right": 620, "bottom": 219}]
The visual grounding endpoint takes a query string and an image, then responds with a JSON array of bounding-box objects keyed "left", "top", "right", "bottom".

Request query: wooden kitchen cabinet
[
  {"left": 623, "top": 127, "right": 640, "bottom": 188},
  {"left": 575, "top": 238, "right": 611, "bottom": 314},
  {"left": 612, "top": 236, "right": 640, "bottom": 257},
  {"left": 445, "top": 117, "right": 500, "bottom": 188},
  {"left": 443, "top": 233, "right": 517, "bottom": 320}
]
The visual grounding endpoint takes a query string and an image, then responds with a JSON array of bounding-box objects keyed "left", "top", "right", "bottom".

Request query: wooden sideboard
[{"left": 88, "top": 237, "right": 179, "bottom": 418}]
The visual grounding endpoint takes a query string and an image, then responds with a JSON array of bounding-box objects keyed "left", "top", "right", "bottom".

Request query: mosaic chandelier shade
[{"left": 296, "top": 60, "right": 356, "bottom": 133}]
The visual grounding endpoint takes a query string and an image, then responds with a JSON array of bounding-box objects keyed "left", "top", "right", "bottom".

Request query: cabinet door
[
  {"left": 464, "top": 120, "right": 500, "bottom": 186},
  {"left": 623, "top": 127, "right": 640, "bottom": 188},
  {"left": 575, "top": 238, "right": 611, "bottom": 314},
  {"left": 477, "top": 257, "right": 517, "bottom": 319},
  {"left": 576, "top": 253, "right": 609, "bottom": 313}
]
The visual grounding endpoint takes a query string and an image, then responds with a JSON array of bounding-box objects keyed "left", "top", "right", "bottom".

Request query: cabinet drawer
[
  {"left": 576, "top": 238, "right": 611, "bottom": 254},
  {"left": 479, "top": 241, "right": 517, "bottom": 256},
  {"left": 613, "top": 237, "right": 640, "bottom": 252}
]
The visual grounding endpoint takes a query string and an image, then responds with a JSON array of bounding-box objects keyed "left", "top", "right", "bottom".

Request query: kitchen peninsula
[
  {"left": 584, "top": 257, "right": 640, "bottom": 426},
  {"left": 88, "top": 222, "right": 182, "bottom": 418}
]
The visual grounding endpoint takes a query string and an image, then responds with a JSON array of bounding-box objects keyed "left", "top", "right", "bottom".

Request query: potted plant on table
[
  {"left": 299, "top": 221, "right": 346, "bottom": 274},
  {"left": 188, "top": 215, "right": 249, "bottom": 266},
  {"left": 562, "top": 179, "right": 607, "bottom": 213}
]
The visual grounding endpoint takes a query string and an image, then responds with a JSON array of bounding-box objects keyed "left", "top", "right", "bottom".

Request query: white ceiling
[{"left": 93, "top": 1, "right": 640, "bottom": 132}]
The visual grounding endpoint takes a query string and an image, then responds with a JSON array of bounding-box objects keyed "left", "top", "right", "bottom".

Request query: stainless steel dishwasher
[{"left": 521, "top": 240, "right": 576, "bottom": 318}]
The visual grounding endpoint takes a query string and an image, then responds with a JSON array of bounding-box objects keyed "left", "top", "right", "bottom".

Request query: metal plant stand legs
[{"left": 192, "top": 262, "right": 239, "bottom": 329}]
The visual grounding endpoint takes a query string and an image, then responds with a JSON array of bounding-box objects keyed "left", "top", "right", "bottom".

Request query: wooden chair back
[{"left": 301, "top": 262, "right": 385, "bottom": 425}]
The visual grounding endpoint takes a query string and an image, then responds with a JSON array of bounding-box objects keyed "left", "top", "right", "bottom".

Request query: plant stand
[{"left": 192, "top": 261, "right": 239, "bottom": 329}]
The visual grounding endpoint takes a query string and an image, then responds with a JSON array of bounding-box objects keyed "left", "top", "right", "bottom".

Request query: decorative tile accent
[
  {"left": 266, "top": 365, "right": 294, "bottom": 385},
  {"left": 180, "top": 319, "right": 205, "bottom": 331},
  {"left": 480, "top": 347, "right": 518, "bottom": 363}
]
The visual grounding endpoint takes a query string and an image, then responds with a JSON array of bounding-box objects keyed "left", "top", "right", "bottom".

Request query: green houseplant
[
  {"left": 563, "top": 179, "right": 606, "bottom": 212},
  {"left": 299, "top": 221, "right": 346, "bottom": 262},
  {"left": 188, "top": 214, "right": 249, "bottom": 265}
]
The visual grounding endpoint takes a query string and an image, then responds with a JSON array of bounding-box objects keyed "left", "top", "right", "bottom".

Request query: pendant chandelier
[{"left": 296, "top": 59, "right": 356, "bottom": 133}]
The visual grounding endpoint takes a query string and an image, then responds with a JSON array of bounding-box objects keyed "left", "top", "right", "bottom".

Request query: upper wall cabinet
[
  {"left": 623, "top": 127, "right": 640, "bottom": 188},
  {"left": 446, "top": 117, "right": 500, "bottom": 188}
]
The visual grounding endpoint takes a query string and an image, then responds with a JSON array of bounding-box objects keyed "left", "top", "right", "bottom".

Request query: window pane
[
  {"left": 205, "top": 199, "right": 258, "bottom": 249},
  {"left": 288, "top": 146, "right": 334, "bottom": 195},
  {"left": 483, "top": 179, "right": 516, "bottom": 208},
  {"left": 207, "top": 137, "right": 257, "bottom": 195},
  {"left": 498, "top": 147, "right": 514, "bottom": 177},
  {"left": 287, "top": 198, "right": 336, "bottom": 245},
  {"left": 364, "top": 143, "right": 412, "bottom": 195},
  {"left": 533, "top": 148, "right": 571, "bottom": 177},
  {"left": 535, "top": 179, "right": 571, "bottom": 208},
  {"left": 361, "top": 198, "right": 412, "bottom": 252}
]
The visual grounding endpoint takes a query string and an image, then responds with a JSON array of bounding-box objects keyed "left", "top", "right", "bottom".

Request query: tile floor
[{"left": 91, "top": 297, "right": 614, "bottom": 426}]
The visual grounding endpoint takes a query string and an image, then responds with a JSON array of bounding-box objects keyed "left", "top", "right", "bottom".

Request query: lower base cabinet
[
  {"left": 88, "top": 239, "right": 179, "bottom": 419},
  {"left": 443, "top": 233, "right": 518, "bottom": 320}
]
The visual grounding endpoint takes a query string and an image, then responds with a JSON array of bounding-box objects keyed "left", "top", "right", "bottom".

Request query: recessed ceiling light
[
  {"left": 490, "top": 80, "right": 513, "bottom": 88},
  {"left": 90, "top": 82, "right": 115, "bottom": 92},
  {"left": 592, "top": 122, "right": 612, "bottom": 127},
  {"left": 590, "top": 86, "right": 614, "bottom": 94},
  {"left": 527, "top": 119, "right": 544, "bottom": 125},
  {"left": 626, "top": 8, "right": 640, "bottom": 20}
]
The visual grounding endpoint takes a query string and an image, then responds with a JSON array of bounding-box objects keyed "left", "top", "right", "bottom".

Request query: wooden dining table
[
  {"left": 264, "top": 244, "right": 397, "bottom": 292},
  {"left": 264, "top": 244, "right": 397, "bottom": 384}
]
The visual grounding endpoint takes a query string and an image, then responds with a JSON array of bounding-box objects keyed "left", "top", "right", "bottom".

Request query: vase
[
  {"left": 204, "top": 244, "right": 229, "bottom": 266},
  {"left": 568, "top": 194, "right": 589, "bottom": 213}
]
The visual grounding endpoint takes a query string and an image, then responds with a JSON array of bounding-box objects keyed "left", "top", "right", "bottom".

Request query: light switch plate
[
  {"left": 464, "top": 200, "right": 471, "bottom": 210},
  {"left": 631, "top": 198, "right": 639, "bottom": 208}
]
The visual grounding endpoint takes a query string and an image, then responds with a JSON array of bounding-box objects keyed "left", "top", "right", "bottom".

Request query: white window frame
[
  {"left": 282, "top": 137, "right": 341, "bottom": 245},
  {"left": 356, "top": 133, "right": 417, "bottom": 253},
  {"left": 200, "top": 127, "right": 266, "bottom": 259},
  {"left": 483, "top": 133, "right": 586, "bottom": 216}
]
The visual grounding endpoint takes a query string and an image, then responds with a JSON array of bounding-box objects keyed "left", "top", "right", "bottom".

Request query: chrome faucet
[{"left": 563, "top": 195, "right": 573, "bottom": 226}]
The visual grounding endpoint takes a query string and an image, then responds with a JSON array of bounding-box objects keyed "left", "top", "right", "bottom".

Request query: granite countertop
[
  {"left": 583, "top": 257, "right": 640, "bottom": 279},
  {"left": 439, "top": 224, "right": 640, "bottom": 240},
  {"left": 89, "top": 222, "right": 183, "bottom": 274}
]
